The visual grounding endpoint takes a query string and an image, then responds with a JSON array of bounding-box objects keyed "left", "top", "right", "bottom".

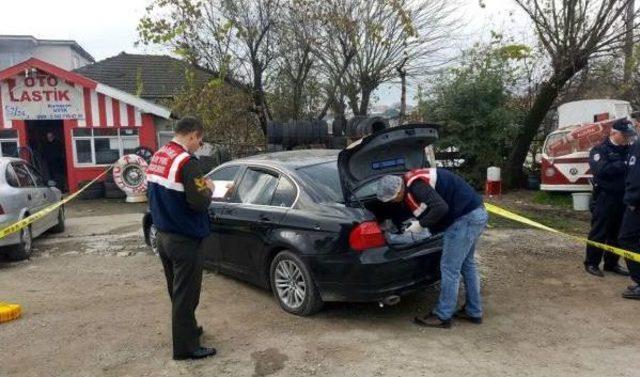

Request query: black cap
[{"left": 612, "top": 118, "right": 637, "bottom": 136}]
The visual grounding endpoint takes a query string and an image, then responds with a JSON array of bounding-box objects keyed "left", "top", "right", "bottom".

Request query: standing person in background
[
  {"left": 584, "top": 119, "right": 636, "bottom": 277},
  {"left": 618, "top": 134, "right": 640, "bottom": 300},
  {"left": 42, "top": 131, "right": 65, "bottom": 191},
  {"left": 146, "top": 117, "right": 217, "bottom": 360}
]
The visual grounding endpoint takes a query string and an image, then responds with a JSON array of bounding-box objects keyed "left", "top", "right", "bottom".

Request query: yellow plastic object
[{"left": 0, "top": 302, "right": 21, "bottom": 323}]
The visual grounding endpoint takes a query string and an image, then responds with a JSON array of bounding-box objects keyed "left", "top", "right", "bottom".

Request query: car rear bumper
[{"left": 307, "top": 236, "right": 443, "bottom": 302}]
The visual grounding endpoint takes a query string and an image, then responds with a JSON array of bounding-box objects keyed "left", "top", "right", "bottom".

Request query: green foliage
[
  {"left": 532, "top": 191, "right": 572, "bottom": 208},
  {"left": 418, "top": 40, "right": 530, "bottom": 188},
  {"left": 170, "top": 73, "right": 265, "bottom": 153}
]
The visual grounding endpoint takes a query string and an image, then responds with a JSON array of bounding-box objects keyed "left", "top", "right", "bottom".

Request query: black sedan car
[{"left": 144, "top": 124, "right": 443, "bottom": 316}]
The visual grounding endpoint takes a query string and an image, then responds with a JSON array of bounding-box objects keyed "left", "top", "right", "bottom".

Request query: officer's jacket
[
  {"left": 404, "top": 168, "right": 482, "bottom": 233},
  {"left": 147, "top": 141, "right": 212, "bottom": 239},
  {"left": 589, "top": 138, "right": 629, "bottom": 194},
  {"left": 624, "top": 142, "right": 640, "bottom": 207}
]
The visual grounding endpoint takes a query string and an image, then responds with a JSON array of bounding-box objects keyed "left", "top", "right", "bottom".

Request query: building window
[
  {"left": 0, "top": 130, "right": 19, "bottom": 158},
  {"left": 72, "top": 128, "right": 140, "bottom": 166}
]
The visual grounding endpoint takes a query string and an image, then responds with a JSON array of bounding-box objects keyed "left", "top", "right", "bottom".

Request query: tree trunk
[
  {"left": 358, "top": 87, "right": 373, "bottom": 116},
  {"left": 398, "top": 69, "right": 407, "bottom": 125},
  {"left": 504, "top": 62, "right": 587, "bottom": 187},
  {"left": 252, "top": 65, "right": 268, "bottom": 136},
  {"left": 623, "top": 0, "right": 635, "bottom": 92}
]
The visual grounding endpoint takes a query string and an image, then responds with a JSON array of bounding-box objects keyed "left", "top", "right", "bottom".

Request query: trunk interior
[{"left": 356, "top": 196, "right": 437, "bottom": 249}]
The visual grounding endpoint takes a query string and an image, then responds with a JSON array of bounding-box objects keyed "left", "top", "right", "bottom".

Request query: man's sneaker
[
  {"left": 413, "top": 313, "right": 452, "bottom": 328},
  {"left": 622, "top": 285, "right": 640, "bottom": 300},
  {"left": 603, "top": 265, "right": 630, "bottom": 276},
  {"left": 454, "top": 307, "right": 483, "bottom": 324}
]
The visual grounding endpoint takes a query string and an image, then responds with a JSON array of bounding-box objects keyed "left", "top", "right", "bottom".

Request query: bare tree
[
  {"left": 347, "top": 0, "right": 460, "bottom": 115},
  {"left": 138, "top": 0, "right": 280, "bottom": 135},
  {"left": 504, "top": 0, "right": 640, "bottom": 187}
]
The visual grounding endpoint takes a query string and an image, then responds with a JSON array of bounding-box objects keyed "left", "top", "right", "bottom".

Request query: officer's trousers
[
  {"left": 157, "top": 231, "right": 204, "bottom": 356},
  {"left": 585, "top": 191, "right": 624, "bottom": 268},
  {"left": 618, "top": 208, "right": 640, "bottom": 285}
]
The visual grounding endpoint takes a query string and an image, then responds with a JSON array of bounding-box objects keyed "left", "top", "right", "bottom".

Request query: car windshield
[{"left": 297, "top": 161, "right": 343, "bottom": 203}]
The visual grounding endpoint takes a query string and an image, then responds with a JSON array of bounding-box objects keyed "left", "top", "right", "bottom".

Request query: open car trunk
[{"left": 337, "top": 124, "right": 440, "bottom": 247}]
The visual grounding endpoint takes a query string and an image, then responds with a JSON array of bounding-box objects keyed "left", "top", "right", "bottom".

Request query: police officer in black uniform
[
  {"left": 584, "top": 119, "right": 636, "bottom": 277},
  {"left": 618, "top": 130, "right": 640, "bottom": 299}
]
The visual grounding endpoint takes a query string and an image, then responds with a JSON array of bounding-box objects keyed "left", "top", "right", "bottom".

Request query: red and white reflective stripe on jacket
[
  {"left": 145, "top": 141, "right": 191, "bottom": 192},
  {"left": 403, "top": 168, "right": 438, "bottom": 217}
]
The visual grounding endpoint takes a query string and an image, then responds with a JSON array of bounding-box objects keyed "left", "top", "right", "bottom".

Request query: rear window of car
[{"left": 297, "top": 161, "right": 343, "bottom": 203}]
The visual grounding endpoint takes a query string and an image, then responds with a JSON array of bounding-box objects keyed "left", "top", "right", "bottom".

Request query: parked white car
[{"left": 0, "top": 157, "right": 65, "bottom": 260}]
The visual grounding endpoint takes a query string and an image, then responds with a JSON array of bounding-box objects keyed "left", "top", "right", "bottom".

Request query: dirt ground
[{"left": 1, "top": 194, "right": 639, "bottom": 377}]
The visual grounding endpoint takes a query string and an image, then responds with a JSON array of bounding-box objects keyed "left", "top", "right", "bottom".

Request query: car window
[
  {"left": 296, "top": 161, "right": 343, "bottom": 203},
  {"left": 5, "top": 165, "right": 20, "bottom": 187},
  {"left": 353, "top": 179, "right": 381, "bottom": 199},
  {"left": 207, "top": 166, "right": 241, "bottom": 201},
  {"left": 11, "top": 163, "right": 35, "bottom": 188},
  {"left": 26, "top": 165, "right": 46, "bottom": 187},
  {"left": 271, "top": 177, "right": 297, "bottom": 207},
  {"left": 234, "top": 168, "right": 279, "bottom": 205}
]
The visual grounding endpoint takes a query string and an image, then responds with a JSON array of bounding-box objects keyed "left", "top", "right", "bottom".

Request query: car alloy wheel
[{"left": 274, "top": 259, "right": 307, "bottom": 310}]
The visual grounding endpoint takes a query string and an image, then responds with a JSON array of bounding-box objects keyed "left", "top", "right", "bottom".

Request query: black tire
[
  {"left": 50, "top": 207, "right": 65, "bottom": 233},
  {"left": 7, "top": 226, "right": 32, "bottom": 261},
  {"left": 269, "top": 250, "right": 323, "bottom": 316},
  {"left": 77, "top": 180, "right": 105, "bottom": 200}
]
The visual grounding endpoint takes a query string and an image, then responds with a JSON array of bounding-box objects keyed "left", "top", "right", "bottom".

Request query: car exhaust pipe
[{"left": 378, "top": 295, "right": 401, "bottom": 307}]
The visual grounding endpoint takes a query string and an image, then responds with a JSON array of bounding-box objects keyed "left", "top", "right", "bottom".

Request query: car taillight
[{"left": 349, "top": 221, "right": 386, "bottom": 252}]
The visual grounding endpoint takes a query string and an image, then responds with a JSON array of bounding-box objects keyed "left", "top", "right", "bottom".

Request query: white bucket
[{"left": 572, "top": 192, "right": 591, "bottom": 211}]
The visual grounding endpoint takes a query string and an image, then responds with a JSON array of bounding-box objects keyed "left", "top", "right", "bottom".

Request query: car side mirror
[{"left": 47, "top": 180, "right": 57, "bottom": 188}]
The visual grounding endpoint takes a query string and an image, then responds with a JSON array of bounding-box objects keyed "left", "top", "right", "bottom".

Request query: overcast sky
[{"left": 1, "top": 0, "right": 531, "bottom": 106}]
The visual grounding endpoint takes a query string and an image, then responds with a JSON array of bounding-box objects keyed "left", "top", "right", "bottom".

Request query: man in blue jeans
[{"left": 377, "top": 168, "right": 488, "bottom": 328}]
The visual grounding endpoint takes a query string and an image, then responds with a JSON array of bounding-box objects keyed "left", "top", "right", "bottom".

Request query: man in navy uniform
[
  {"left": 146, "top": 117, "right": 217, "bottom": 360},
  {"left": 618, "top": 127, "right": 640, "bottom": 299},
  {"left": 584, "top": 119, "right": 636, "bottom": 277}
]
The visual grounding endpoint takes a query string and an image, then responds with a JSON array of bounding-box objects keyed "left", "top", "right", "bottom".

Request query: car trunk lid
[{"left": 337, "top": 123, "right": 439, "bottom": 204}]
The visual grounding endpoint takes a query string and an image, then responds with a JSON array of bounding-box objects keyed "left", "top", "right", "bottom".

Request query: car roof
[{"left": 232, "top": 149, "right": 339, "bottom": 170}]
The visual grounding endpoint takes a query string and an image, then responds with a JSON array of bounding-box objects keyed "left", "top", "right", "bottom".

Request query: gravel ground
[{"left": 0, "top": 196, "right": 638, "bottom": 377}]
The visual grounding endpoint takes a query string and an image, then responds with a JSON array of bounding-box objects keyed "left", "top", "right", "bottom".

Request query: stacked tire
[
  {"left": 267, "top": 120, "right": 329, "bottom": 149},
  {"left": 346, "top": 116, "right": 389, "bottom": 138}
]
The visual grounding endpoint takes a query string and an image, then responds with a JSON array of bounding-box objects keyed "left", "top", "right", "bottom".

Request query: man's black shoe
[
  {"left": 197, "top": 326, "right": 203, "bottom": 336},
  {"left": 585, "top": 265, "right": 604, "bottom": 277},
  {"left": 622, "top": 285, "right": 640, "bottom": 300},
  {"left": 453, "top": 307, "right": 483, "bottom": 324},
  {"left": 173, "top": 346, "right": 217, "bottom": 360},
  {"left": 603, "top": 265, "right": 630, "bottom": 276}
]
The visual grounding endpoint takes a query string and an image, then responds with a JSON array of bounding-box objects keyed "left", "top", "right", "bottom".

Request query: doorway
[{"left": 25, "top": 120, "right": 67, "bottom": 191}]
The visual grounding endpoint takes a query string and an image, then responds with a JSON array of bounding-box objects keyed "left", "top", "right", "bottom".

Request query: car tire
[
  {"left": 50, "top": 206, "right": 65, "bottom": 233},
  {"left": 7, "top": 226, "right": 32, "bottom": 261},
  {"left": 270, "top": 250, "right": 323, "bottom": 316},
  {"left": 148, "top": 224, "right": 159, "bottom": 255}
]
